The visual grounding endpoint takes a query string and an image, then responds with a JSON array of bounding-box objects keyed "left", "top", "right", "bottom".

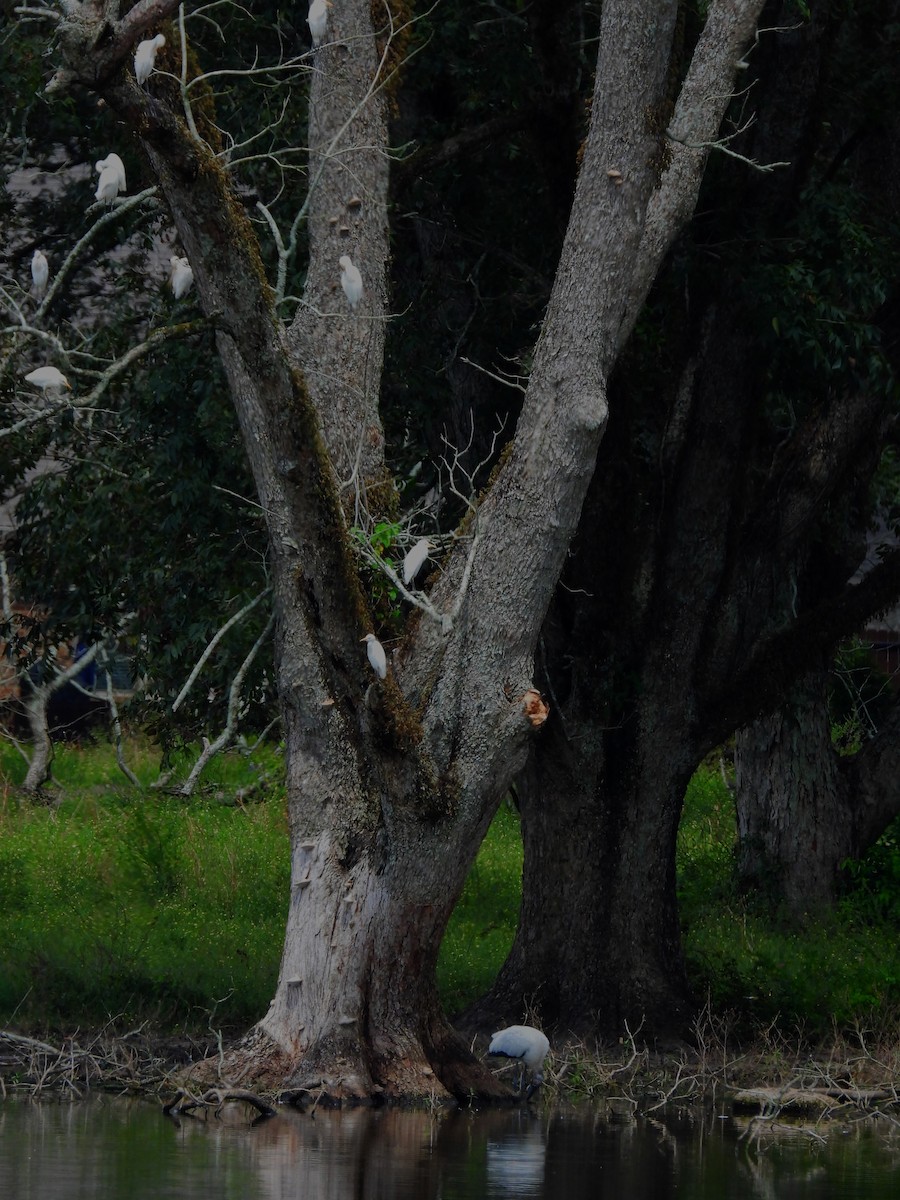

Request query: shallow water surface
[{"left": 2, "top": 1096, "right": 899, "bottom": 1199}]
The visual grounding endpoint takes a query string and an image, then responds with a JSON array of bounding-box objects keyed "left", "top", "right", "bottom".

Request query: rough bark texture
[
  {"left": 287, "top": 0, "right": 391, "bottom": 487},
  {"left": 471, "top": 1, "right": 900, "bottom": 1037},
  {"left": 735, "top": 670, "right": 900, "bottom": 917},
  {"left": 45, "top": 0, "right": 768, "bottom": 1095},
  {"left": 735, "top": 667, "right": 847, "bottom": 914},
  {"left": 463, "top": 718, "right": 695, "bottom": 1038}
]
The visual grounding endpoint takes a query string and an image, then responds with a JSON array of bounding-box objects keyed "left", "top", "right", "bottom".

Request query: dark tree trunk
[
  {"left": 735, "top": 666, "right": 848, "bottom": 915},
  {"left": 467, "top": 692, "right": 698, "bottom": 1039},
  {"left": 735, "top": 667, "right": 900, "bottom": 918},
  {"left": 471, "top": 0, "right": 900, "bottom": 1039}
]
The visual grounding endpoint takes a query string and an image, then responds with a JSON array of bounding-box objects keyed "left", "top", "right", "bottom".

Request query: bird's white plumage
[
  {"left": 31, "top": 250, "right": 49, "bottom": 298},
  {"left": 308, "top": 0, "right": 329, "bottom": 46},
  {"left": 94, "top": 165, "right": 122, "bottom": 204},
  {"left": 134, "top": 34, "right": 165, "bottom": 85},
  {"left": 489, "top": 1025, "right": 550, "bottom": 1070},
  {"left": 339, "top": 255, "right": 363, "bottom": 309},
  {"left": 361, "top": 633, "right": 387, "bottom": 679},
  {"left": 169, "top": 255, "right": 194, "bottom": 299},
  {"left": 488, "top": 1025, "right": 550, "bottom": 1097},
  {"left": 403, "top": 538, "right": 431, "bottom": 586},
  {"left": 95, "top": 154, "right": 126, "bottom": 193},
  {"left": 25, "top": 366, "right": 70, "bottom": 393}
]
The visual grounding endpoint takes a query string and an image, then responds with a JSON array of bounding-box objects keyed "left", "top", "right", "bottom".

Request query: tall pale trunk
[{"left": 45, "top": 0, "right": 766, "bottom": 1094}]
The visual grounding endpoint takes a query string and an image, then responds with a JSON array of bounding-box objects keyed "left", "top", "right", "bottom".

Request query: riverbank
[
  {"left": 3, "top": 744, "right": 900, "bottom": 1039},
  {"left": 3, "top": 739, "right": 900, "bottom": 1115},
  {"left": 3, "top": 1014, "right": 900, "bottom": 1124}
]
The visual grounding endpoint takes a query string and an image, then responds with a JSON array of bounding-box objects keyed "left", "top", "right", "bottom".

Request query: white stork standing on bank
[{"left": 488, "top": 1025, "right": 550, "bottom": 1100}]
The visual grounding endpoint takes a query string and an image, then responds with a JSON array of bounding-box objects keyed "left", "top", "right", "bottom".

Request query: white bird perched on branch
[
  {"left": 169, "top": 255, "right": 194, "bottom": 299},
  {"left": 361, "top": 633, "right": 387, "bottom": 679},
  {"left": 488, "top": 1025, "right": 550, "bottom": 1100},
  {"left": 31, "top": 250, "right": 49, "bottom": 299},
  {"left": 339, "top": 255, "right": 363, "bottom": 310},
  {"left": 308, "top": 0, "right": 329, "bottom": 46},
  {"left": 24, "top": 366, "right": 71, "bottom": 395},
  {"left": 94, "top": 165, "right": 123, "bottom": 204},
  {"left": 95, "top": 154, "right": 126, "bottom": 194},
  {"left": 402, "top": 538, "right": 431, "bottom": 586},
  {"left": 134, "top": 34, "right": 166, "bottom": 86}
]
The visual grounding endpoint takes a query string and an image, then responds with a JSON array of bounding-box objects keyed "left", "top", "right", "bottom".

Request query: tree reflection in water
[{"left": 1, "top": 1097, "right": 899, "bottom": 1199}]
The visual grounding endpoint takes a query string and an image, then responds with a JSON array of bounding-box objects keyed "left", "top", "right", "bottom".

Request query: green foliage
[
  {"left": 757, "top": 181, "right": 897, "bottom": 406},
  {"left": 8, "top": 328, "right": 274, "bottom": 750},
  {"left": 842, "top": 816, "right": 900, "bottom": 925},
  {"left": 350, "top": 520, "right": 403, "bottom": 626},
  {"left": 829, "top": 639, "right": 895, "bottom": 754}
]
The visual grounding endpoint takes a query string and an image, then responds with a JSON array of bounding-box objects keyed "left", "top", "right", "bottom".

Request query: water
[{"left": 1, "top": 1096, "right": 899, "bottom": 1199}]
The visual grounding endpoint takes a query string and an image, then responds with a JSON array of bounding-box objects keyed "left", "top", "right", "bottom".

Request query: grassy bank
[
  {"left": 0, "top": 741, "right": 289, "bottom": 1031},
  {"left": 1, "top": 740, "right": 899, "bottom": 1040}
]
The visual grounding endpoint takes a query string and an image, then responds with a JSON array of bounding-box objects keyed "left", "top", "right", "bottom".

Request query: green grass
[
  {"left": 3, "top": 737, "right": 900, "bottom": 1039},
  {"left": 437, "top": 803, "right": 523, "bottom": 1016},
  {"left": 0, "top": 738, "right": 290, "bottom": 1031},
  {"left": 0, "top": 738, "right": 523, "bottom": 1032},
  {"left": 678, "top": 766, "right": 900, "bottom": 1035}
]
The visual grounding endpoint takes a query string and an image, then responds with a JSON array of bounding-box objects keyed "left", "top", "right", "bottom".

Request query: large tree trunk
[
  {"left": 467, "top": 716, "right": 694, "bottom": 1038},
  {"left": 473, "top": 0, "right": 900, "bottom": 1040},
  {"left": 735, "top": 666, "right": 900, "bottom": 918},
  {"left": 45, "top": 0, "right": 765, "bottom": 1097},
  {"left": 735, "top": 667, "right": 847, "bottom": 914}
]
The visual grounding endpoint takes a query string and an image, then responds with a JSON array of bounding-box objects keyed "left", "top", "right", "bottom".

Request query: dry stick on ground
[{"left": 0, "top": 1028, "right": 177, "bottom": 1095}]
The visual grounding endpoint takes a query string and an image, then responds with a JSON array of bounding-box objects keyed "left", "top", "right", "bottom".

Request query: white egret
[
  {"left": 339, "top": 255, "right": 363, "bottom": 310},
  {"left": 24, "top": 366, "right": 71, "bottom": 395},
  {"left": 31, "top": 250, "right": 49, "bottom": 299},
  {"left": 94, "top": 165, "right": 122, "bottom": 204},
  {"left": 169, "top": 255, "right": 194, "bottom": 299},
  {"left": 402, "top": 538, "right": 431, "bottom": 586},
  {"left": 134, "top": 34, "right": 165, "bottom": 86},
  {"left": 308, "top": 0, "right": 329, "bottom": 46},
  {"left": 361, "top": 633, "right": 387, "bottom": 679},
  {"left": 487, "top": 1025, "right": 550, "bottom": 1100},
  {"left": 95, "top": 153, "right": 126, "bottom": 193}
]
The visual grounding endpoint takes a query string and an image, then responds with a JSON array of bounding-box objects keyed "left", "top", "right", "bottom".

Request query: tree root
[{"left": 162, "top": 1086, "right": 276, "bottom": 1119}]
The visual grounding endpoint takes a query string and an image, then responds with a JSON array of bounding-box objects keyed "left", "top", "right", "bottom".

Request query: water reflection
[{"left": 1, "top": 1096, "right": 899, "bottom": 1199}]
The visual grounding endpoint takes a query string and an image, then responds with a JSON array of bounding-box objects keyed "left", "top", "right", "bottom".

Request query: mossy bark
[{"left": 46, "top": 0, "right": 769, "bottom": 1096}]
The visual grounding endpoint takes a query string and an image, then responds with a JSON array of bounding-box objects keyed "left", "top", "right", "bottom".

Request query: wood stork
[
  {"left": 488, "top": 1025, "right": 550, "bottom": 1100},
  {"left": 339, "top": 255, "right": 363, "bottom": 310},
  {"left": 134, "top": 34, "right": 165, "bottom": 86},
  {"left": 361, "top": 633, "right": 387, "bottom": 679}
]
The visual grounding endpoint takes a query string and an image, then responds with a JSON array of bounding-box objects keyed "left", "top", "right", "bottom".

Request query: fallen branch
[{"left": 732, "top": 1085, "right": 900, "bottom": 1113}]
